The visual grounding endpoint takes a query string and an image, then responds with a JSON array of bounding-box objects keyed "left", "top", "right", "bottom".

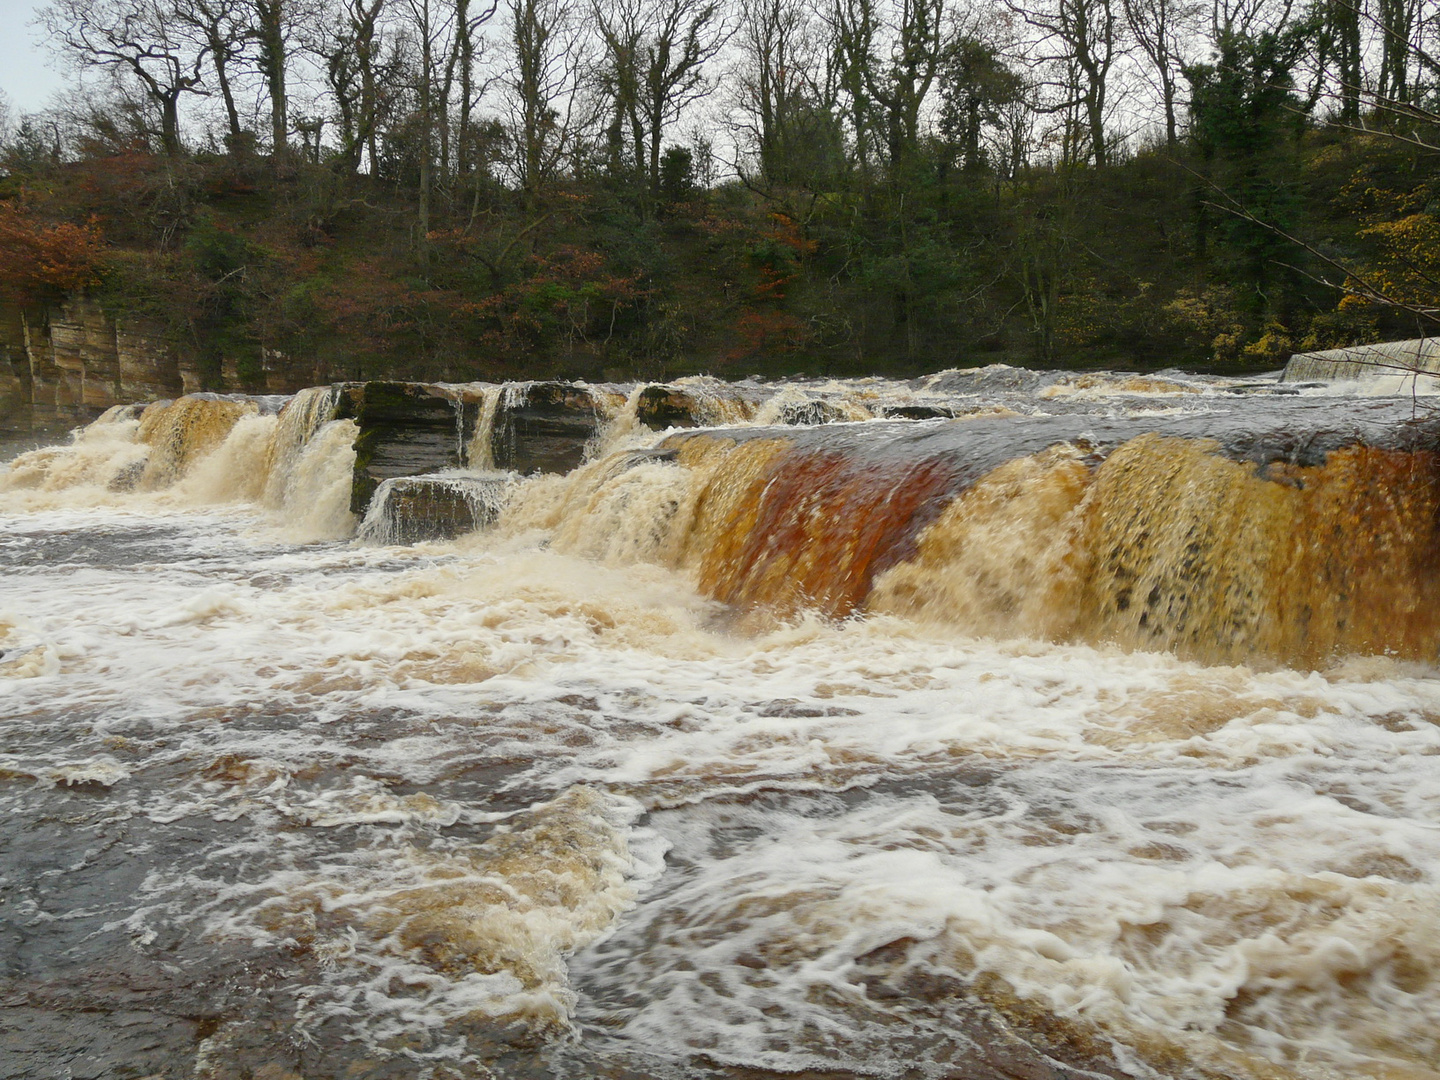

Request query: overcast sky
[{"left": 0, "top": 1, "right": 66, "bottom": 116}]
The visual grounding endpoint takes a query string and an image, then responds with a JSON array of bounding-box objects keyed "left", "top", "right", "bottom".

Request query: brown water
[{"left": 2, "top": 369, "right": 1439, "bottom": 1080}]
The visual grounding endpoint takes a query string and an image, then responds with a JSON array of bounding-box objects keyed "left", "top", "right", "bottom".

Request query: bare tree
[
  {"left": 449, "top": 0, "right": 498, "bottom": 181},
  {"left": 173, "top": 0, "right": 251, "bottom": 150},
  {"left": 307, "top": 0, "right": 395, "bottom": 173},
  {"left": 1007, "top": 0, "right": 1122, "bottom": 166},
  {"left": 1121, "top": 0, "right": 1202, "bottom": 147},
  {"left": 734, "top": 0, "right": 837, "bottom": 185},
  {"left": 249, "top": 0, "right": 297, "bottom": 157},
  {"left": 1376, "top": 0, "right": 1421, "bottom": 104},
  {"left": 937, "top": 25, "right": 1027, "bottom": 172},
  {"left": 829, "top": 0, "right": 950, "bottom": 175},
  {"left": 594, "top": 0, "right": 731, "bottom": 200},
  {"left": 397, "top": 0, "right": 494, "bottom": 240},
  {"left": 403, "top": 0, "right": 440, "bottom": 235},
  {"left": 42, "top": 0, "right": 208, "bottom": 155},
  {"left": 1309, "top": 0, "right": 1426, "bottom": 119},
  {"left": 828, "top": 0, "right": 881, "bottom": 177},
  {"left": 503, "top": 0, "right": 592, "bottom": 202},
  {"left": 879, "top": 0, "right": 947, "bottom": 168},
  {"left": 1316, "top": 0, "right": 1362, "bottom": 122}
]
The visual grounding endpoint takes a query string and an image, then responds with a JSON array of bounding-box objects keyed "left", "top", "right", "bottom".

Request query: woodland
[{"left": 2, "top": 0, "right": 1440, "bottom": 385}]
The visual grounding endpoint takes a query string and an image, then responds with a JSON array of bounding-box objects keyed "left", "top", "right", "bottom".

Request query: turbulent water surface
[{"left": 2, "top": 369, "right": 1439, "bottom": 1080}]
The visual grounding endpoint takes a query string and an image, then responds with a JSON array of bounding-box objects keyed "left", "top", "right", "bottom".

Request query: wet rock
[
  {"left": 340, "top": 382, "right": 468, "bottom": 514},
  {"left": 635, "top": 385, "right": 699, "bottom": 429},
  {"left": 0, "top": 1006, "right": 203, "bottom": 1080},
  {"left": 108, "top": 459, "right": 146, "bottom": 492},
  {"left": 490, "top": 382, "right": 600, "bottom": 474},
  {"left": 357, "top": 474, "right": 509, "bottom": 545},
  {"left": 878, "top": 404, "right": 957, "bottom": 420},
  {"left": 777, "top": 398, "right": 848, "bottom": 426},
  {"left": 608, "top": 447, "right": 679, "bottom": 470},
  {"left": 634, "top": 382, "right": 763, "bottom": 431}
]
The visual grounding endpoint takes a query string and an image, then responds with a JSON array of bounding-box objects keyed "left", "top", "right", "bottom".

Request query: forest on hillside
[{"left": 1, "top": 0, "right": 1440, "bottom": 385}]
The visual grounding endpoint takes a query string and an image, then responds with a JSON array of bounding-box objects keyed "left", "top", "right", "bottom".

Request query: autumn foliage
[
  {"left": 0, "top": 201, "right": 108, "bottom": 299},
  {"left": 1335, "top": 176, "right": 1440, "bottom": 315},
  {"left": 726, "top": 213, "right": 816, "bottom": 361},
  {"left": 461, "top": 247, "right": 650, "bottom": 352}
]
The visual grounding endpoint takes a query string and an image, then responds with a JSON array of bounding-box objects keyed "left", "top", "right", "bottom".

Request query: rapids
[{"left": 2, "top": 368, "right": 1439, "bottom": 1080}]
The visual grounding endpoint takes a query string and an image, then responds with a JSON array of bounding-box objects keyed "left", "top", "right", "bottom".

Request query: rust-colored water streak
[{"left": 672, "top": 434, "right": 963, "bottom": 618}]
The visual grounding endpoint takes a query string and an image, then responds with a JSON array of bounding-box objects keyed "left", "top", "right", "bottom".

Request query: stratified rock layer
[
  {"left": 341, "top": 382, "right": 469, "bottom": 514},
  {"left": 490, "top": 383, "right": 601, "bottom": 475}
]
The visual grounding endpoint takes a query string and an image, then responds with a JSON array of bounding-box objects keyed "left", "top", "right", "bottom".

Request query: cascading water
[
  {"left": 0, "top": 387, "right": 358, "bottom": 532},
  {"left": 0, "top": 408, "right": 150, "bottom": 498},
  {"left": 3, "top": 367, "right": 1440, "bottom": 1080},
  {"left": 137, "top": 395, "right": 262, "bottom": 490},
  {"left": 261, "top": 384, "right": 346, "bottom": 507},
  {"left": 357, "top": 472, "right": 512, "bottom": 545},
  {"left": 464, "top": 385, "right": 504, "bottom": 470}
]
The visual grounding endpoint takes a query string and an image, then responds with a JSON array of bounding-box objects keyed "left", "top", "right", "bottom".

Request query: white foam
[{"left": 3, "top": 404, "right": 1440, "bottom": 1076}]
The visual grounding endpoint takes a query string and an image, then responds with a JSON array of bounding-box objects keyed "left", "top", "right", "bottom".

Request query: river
[{"left": 2, "top": 368, "right": 1437, "bottom": 1080}]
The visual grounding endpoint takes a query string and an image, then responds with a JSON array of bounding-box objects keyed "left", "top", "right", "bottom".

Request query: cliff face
[
  {"left": 0, "top": 307, "right": 25, "bottom": 417},
  {"left": 0, "top": 299, "right": 337, "bottom": 427},
  {"left": 1, "top": 298, "right": 187, "bottom": 420}
]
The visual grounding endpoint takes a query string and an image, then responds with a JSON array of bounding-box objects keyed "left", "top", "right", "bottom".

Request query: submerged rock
[
  {"left": 776, "top": 397, "right": 850, "bottom": 426},
  {"left": 107, "top": 459, "right": 146, "bottom": 492},
  {"left": 357, "top": 474, "right": 509, "bottom": 545},
  {"left": 876, "top": 404, "right": 958, "bottom": 421}
]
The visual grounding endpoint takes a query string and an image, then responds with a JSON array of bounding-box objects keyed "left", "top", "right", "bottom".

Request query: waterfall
[
  {"left": 11, "top": 371, "right": 1440, "bottom": 663},
  {"left": 537, "top": 450, "right": 692, "bottom": 567},
  {"left": 620, "top": 417, "right": 1440, "bottom": 668},
  {"left": 488, "top": 382, "right": 533, "bottom": 472},
  {"left": 0, "top": 387, "right": 358, "bottom": 535},
  {"left": 0, "top": 412, "right": 148, "bottom": 496},
  {"left": 464, "top": 385, "right": 504, "bottom": 470},
  {"left": 277, "top": 418, "right": 361, "bottom": 542},
  {"left": 262, "top": 385, "right": 345, "bottom": 508},
  {"left": 174, "top": 413, "right": 279, "bottom": 504},
  {"left": 137, "top": 396, "right": 260, "bottom": 489},
  {"left": 480, "top": 394, "right": 1440, "bottom": 668},
  {"left": 0, "top": 394, "right": 262, "bottom": 502},
  {"left": 667, "top": 375, "right": 762, "bottom": 425},
  {"left": 1282, "top": 338, "right": 1440, "bottom": 382}
]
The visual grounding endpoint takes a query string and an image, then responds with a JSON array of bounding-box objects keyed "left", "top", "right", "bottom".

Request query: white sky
[{"left": 0, "top": 1, "right": 66, "bottom": 116}]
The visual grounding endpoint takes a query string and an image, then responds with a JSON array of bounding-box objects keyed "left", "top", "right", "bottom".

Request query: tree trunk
[
  {"left": 207, "top": 34, "right": 242, "bottom": 144},
  {"left": 458, "top": 3, "right": 476, "bottom": 178},
  {"left": 417, "top": 0, "right": 434, "bottom": 252},
  {"left": 361, "top": 8, "right": 382, "bottom": 175},
  {"left": 255, "top": 0, "right": 289, "bottom": 159},
  {"left": 160, "top": 92, "right": 184, "bottom": 156}
]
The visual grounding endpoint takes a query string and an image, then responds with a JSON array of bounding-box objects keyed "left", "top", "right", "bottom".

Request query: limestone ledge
[{"left": 0, "top": 298, "right": 334, "bottom": 422}]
